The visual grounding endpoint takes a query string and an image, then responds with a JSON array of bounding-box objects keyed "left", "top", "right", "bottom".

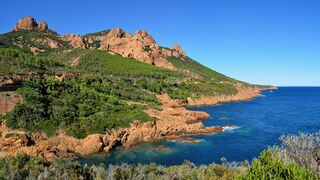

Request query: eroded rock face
[
  {"left": 13, "top": 16, "right": 48, "bottom": 31},
  {"left": 61, "top": 34, "right": 86, "bottom": 49}
]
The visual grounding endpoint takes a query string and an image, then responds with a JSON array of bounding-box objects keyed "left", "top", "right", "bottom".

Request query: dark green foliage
[{"left": 6, "top": 75, "right": 155, "bottom": 138}]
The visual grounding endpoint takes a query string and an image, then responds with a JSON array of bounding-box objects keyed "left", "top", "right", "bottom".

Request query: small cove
[{"left": 78, "top": 87, "right": 320, "bottom": 166}]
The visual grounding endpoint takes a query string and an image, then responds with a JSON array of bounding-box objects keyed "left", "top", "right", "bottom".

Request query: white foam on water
[{"left": 222, "top": 126, "right": 240, "bottom": 131}]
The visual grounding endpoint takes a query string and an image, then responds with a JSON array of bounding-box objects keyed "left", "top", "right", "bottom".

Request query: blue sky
[{"left": 1, "top": 0, "right": 320, "bottom": 86}]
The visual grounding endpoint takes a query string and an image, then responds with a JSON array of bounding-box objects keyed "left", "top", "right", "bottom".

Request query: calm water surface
[{"left": 79, "top": 87, "right": 320, "bottom": 165}]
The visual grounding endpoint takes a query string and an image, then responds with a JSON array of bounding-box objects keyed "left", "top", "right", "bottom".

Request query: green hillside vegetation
[
  {"left": 0, "top": 133, "right": 317, "bottom": 179},
  {"left": 168, "top": 56, "right": 236, "bottom": 82},
  {"left": 0, "top": 48, "right": 65, "bottom": 81},
  {"left": 0, "top": 45, "right": 241, "bottom": 138},
  {"left": 0, "top": 28, "right": 242, "bottom": 138},
  {"left": 0, "top": 30, "right": 69, "bottom": 54}
]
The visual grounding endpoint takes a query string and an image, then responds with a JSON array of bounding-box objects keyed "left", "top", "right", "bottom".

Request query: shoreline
[{"left": 0, "top": 85, "right": 277, "bottom": 161}]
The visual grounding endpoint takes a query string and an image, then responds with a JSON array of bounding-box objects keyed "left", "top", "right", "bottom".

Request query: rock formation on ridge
[
  {"left": 11, "top": 16, "right": 188, "bottom": 70},
  {"left": 13, "top": 16, "right": 48, "bottom": 31}
]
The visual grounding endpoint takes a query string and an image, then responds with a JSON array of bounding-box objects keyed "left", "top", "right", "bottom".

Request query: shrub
[{"left": 241, "top": 148, "right": 314, "bottom": 179}]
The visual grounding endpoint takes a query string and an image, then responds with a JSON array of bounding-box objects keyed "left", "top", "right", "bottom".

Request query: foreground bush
[
  {"left": 241, "top": 148, "right": 314, "bottom": 179},
  {"left": 279, "top": 132, "right": 320, "bottom": 175},
  {"left": 0, "top": 155, "right": 244, "bottom": 179}
]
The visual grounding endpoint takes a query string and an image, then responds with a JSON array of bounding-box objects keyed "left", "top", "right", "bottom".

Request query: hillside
[{"left": 0, "top": 16, "right": 270, "bottom": 160}]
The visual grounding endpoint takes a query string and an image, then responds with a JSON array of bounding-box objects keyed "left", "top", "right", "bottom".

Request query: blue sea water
[{"left": 78, "top": 87, "right": 320, "bottom": 166}]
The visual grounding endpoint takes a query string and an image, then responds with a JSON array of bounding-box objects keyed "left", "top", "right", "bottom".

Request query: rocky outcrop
[
  {"left": 95, "top": 28, "right": 175, "bottom": 69},
  {"left": 170, "top": 44, "right": 186, "bottom": 58},
  {"left": 13, "top": 16, "right": 48, "bottom": 31},
  {"left": 102, "top": 106, "right": 212, "bottom": 150},
  {"left": 0, "top": 132, "right": 105, "bottom": 161},
  {"left": 85, "top": 27, "right": 188, "bottom": 69},
  {"left": 61, "top": 34, "right": 86, "bottom": 49}
]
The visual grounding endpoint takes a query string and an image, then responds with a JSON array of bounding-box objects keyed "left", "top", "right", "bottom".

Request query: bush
[
  {"left": 241, "top": 148, "right": 314, "bottom": 179},
  {"left": 0, "top": 153, "right": 242, "bottom": 179}
]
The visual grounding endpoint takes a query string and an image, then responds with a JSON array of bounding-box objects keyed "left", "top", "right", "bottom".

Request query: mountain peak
[{"left": 13, "top": 16, "right": 48, "bottom": 31}]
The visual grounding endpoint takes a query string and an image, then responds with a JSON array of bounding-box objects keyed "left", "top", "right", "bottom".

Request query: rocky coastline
[{"left": 0, "top": 85, "right": 276, "bottom": 161}]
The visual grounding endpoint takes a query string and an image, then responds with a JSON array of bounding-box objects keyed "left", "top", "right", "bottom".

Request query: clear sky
[{"left": 1, "top": 0, "right": 320, "bottom": 86}]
